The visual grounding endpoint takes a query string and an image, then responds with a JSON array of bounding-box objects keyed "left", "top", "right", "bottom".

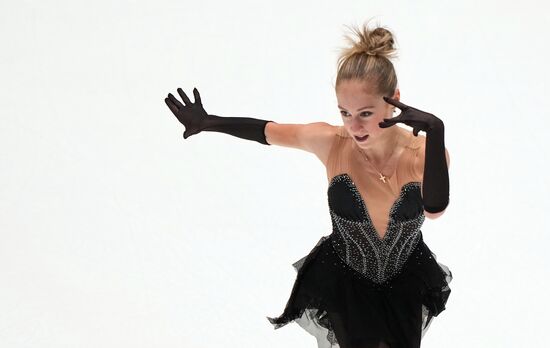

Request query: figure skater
[{"left": 164, "top": 21, "right": 452, "bottom": 348}]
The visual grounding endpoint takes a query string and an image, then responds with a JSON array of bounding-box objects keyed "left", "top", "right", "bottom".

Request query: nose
[{"left": 349, "top": 117, "right": 365, "bottom": 133}]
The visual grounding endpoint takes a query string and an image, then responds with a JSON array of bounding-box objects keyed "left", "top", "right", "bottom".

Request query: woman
[{"left": 165, "top": 21, "right": 452, "bottom": 348}]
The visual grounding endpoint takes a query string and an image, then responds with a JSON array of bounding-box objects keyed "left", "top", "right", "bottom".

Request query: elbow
[
  {"left": 424, "top": 209, "right": 446, "bottom": 219},
  {"left": 423, "top": 200, "right": 449, "bottom": 219}
]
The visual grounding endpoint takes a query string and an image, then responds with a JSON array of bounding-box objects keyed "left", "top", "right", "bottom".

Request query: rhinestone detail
[{"left": 328, "top": 173, "right": 426, "bottom": 284}]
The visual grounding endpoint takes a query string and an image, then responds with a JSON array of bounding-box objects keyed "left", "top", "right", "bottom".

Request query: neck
[{"left": 356, "top": 126, "right": 402, "bottom": 164}]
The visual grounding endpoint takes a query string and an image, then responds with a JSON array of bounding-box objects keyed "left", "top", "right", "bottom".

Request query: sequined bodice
[{"left": 327, "top": 173, "right": 426, "bottom": 284}]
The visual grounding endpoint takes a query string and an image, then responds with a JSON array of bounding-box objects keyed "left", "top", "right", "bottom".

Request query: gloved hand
[
  {"left": 164, "top": 87, "right": 273, "bottom": 145},
  {"left": 378, "top": 96, "right": 443, "bottom": 135},
  {"left": 379, "top": 97, "right": 449, "bottom": 213},
  {"left": 164, "top": 87, "right": 209, "bottom": 139}
]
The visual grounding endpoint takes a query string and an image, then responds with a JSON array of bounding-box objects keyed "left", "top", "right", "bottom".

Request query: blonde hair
[{"left": 335, "top": 18, "right": 399, "bottom": 97}]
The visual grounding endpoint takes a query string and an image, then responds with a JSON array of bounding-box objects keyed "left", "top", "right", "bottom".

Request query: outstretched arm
[{"left": 164, "top": 87, "right": 337, "bottom": 163}]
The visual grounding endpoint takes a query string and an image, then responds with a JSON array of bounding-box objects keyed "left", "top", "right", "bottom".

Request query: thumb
[{"left": 378, "top": 120, "right": 394, "bottom": 128}]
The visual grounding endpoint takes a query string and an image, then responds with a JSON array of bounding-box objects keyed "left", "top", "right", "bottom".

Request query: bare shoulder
[
  {"left": 409, "top": 132, "right": 427, "bottom": 150},
  {"left": 300, "top": 122, "right": 341, "bottom": 166},
  {"left": 264, "top": 121, "right": 339, "bottom": 165}
]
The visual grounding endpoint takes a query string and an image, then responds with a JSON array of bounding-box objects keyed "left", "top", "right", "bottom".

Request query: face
[{"left": 336, "top": 79, "right": 400, "bottom": 148}]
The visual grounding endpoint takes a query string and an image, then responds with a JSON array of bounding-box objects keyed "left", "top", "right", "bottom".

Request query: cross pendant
[{"left": 378, "top": 173, "right": 387, "bottom": 183}]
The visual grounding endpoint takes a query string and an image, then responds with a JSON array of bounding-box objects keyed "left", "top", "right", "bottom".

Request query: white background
[{"left": 1, "top": 0, "right": 549, "bottom": 347}]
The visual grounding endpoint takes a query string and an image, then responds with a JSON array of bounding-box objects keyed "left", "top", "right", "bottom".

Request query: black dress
[{"left": 266, "top": 172, "right": 452, "bottom": 348}]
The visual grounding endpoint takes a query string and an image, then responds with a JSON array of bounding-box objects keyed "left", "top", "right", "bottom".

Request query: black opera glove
[
  {"left": 379, "top": 97, "right": 449, "bottom": 213},
  {"left": 378, "top": 96, "right": 443, "bottom": 135},
  {"left": 164, "top": 87, "right": 272, "bottom": 145}
]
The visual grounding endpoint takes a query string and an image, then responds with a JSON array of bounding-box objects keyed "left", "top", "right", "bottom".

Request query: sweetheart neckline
[{"left": 328, "top": 173, "right": 422, "bottom": 242}]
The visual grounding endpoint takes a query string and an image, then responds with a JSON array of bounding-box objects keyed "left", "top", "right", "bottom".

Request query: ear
[
  {"left": 388, "top": 89, "right": 401, "bottom": 113},
  {"left": 392, "top": 88, "right": 400, "bottom": 101}
]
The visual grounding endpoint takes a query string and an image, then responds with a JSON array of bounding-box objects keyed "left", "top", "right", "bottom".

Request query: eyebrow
[{"left": 338, "top": 105, "right": 375, "bottom": 111}]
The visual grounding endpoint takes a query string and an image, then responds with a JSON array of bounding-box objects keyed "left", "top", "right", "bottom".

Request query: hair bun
[
  {"left": 335, "top": 19, "right": 399, "bottom": 98},
  {"left": 340, "top": 20, "right": 397, "bottom": 60}
]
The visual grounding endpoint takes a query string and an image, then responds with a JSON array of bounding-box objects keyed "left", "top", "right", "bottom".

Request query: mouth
[{"left": 354, "top": 134, "right": 369, "bottom": 142}]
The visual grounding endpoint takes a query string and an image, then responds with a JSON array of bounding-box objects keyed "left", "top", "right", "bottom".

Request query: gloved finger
[
  {"left": 382, "top": 96, "right": 410, "bottom": 111},
  {"left": 183, "top": 128, "right": 198, "bottom": 140},
  {"left": 168, "top": 93, "right": 184, "bottom": 109},
  {"left": 378, "top": 120, "right": 396, "bottom": 128},
  {"left": 379, "top": 116, "right": 401, "bottom": 127},
  {"left": 177, "top": 88, "right": 193, "bottom": 106},
  {"left": 165, "top": 98, "right": 179, "bottom": 114},
  {"left": 193, "top": 87, "right": 202, "bottom": 106}
]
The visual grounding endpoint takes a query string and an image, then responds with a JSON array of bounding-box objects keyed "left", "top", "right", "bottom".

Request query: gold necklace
[{"left": 356, "top": 136, "right": 400, "bottom": 184}]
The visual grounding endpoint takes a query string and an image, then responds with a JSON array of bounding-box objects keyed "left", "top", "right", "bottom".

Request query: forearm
[
  {"left": 422, "top": 122, "right": 449, "bottom": 213},
  {"left": 202, "top": 114, "right": 273, "bottom": 145}
]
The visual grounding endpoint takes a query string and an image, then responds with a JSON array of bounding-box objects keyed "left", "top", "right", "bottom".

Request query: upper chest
[{"left": 324, "top": 130, "right": 424, "bottom": 238}]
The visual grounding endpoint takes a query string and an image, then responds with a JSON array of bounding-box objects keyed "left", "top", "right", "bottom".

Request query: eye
[{"left": 340, "top": 111, "right": 372, "bottom": 117}]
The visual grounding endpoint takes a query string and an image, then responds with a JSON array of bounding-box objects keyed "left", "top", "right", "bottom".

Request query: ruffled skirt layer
[{"left": 266, "top": 233, "right": 452, "bottom": 348}]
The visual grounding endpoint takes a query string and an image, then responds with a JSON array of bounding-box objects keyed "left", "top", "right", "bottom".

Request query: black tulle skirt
[{"left": 266, "top": 232, "right": 452, "bottom": 348}]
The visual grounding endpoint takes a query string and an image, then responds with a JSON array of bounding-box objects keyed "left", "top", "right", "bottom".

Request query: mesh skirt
[{"left": 266, "top": 233, "right": 452, "bottom": 348}]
